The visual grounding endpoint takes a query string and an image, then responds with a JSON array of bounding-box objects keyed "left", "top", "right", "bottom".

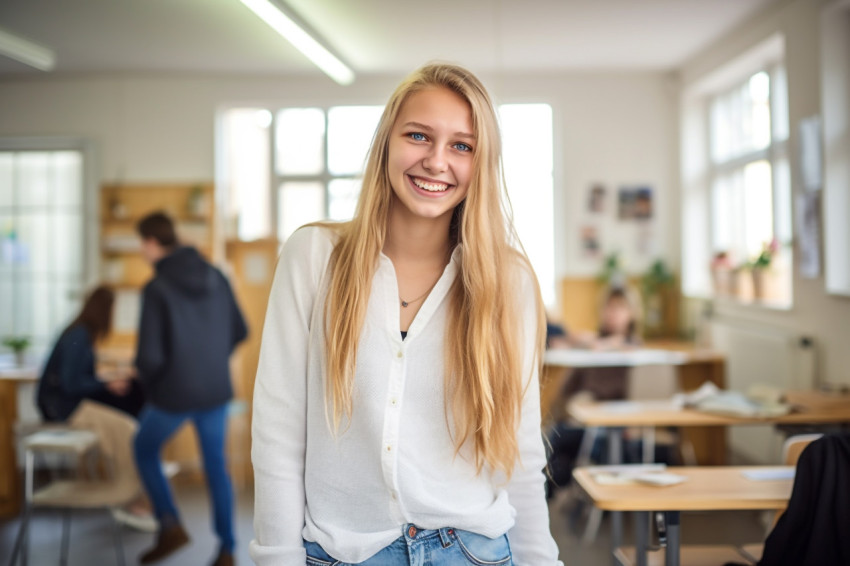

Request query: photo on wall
[
  {"left": 580, "top": 225, "right": 601, "bottom": 257},
  {"left": 618, "top": 186, "right": 653, "bottom": 220},
  {"left": 587, "top": 183, "right": 607, "bottom": 213}
]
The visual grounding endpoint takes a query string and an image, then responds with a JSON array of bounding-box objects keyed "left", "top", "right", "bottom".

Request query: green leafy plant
[
  {"left": 641, "top": 259, "right": 675, "bottom": 297},
  {"left": 3, "top": 335, "right": 30, "bottom": 353},
  {"left": 751, "top": 239, "right": 779, "bottom": 269},
  {"left": 597, "top": 252, "right": 626, "bottom": 287}
]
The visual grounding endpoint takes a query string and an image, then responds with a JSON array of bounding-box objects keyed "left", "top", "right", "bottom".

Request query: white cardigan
[{"left": 249, "top": 226, "right": 562, "bottom": 565}]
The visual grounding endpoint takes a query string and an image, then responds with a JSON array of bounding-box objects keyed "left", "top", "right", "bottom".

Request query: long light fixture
[
  {"left": 0, "top": 26, "right": 56, "bottom": 71},
  {"left": 239, "top": 0, "right": 354, "bottom": 85}
]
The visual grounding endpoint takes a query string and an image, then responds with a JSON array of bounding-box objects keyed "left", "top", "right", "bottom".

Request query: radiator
[{"left": 709, "top": 317, "right": 818, "bottom": 463}]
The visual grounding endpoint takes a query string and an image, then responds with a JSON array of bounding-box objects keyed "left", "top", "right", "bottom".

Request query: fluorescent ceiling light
[
  {"left": 0, "top": 26, "right": 55, "bottom": 71},
  {"left": 240, "top": 0, "right": 355, "bottom": 85}
]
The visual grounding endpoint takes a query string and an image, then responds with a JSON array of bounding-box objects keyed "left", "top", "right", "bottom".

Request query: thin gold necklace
[{"left": 400, "top": 280, "right": 439, "bottom": 308}]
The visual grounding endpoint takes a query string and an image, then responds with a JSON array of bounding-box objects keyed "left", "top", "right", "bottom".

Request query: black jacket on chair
[{"left": 758, "top": 433, "right": 850, "bottom": 566}]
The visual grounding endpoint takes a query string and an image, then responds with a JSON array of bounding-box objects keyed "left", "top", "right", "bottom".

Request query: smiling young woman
[{"left": 250, "top": 63, "right": 563, "bottom": 566}]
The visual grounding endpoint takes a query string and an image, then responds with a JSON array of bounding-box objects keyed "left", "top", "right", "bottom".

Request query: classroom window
[
  {"left": 707, "top": 66, "right": 791, "bottom": 306},
  {"left": 0, "top": 149, "right": 86, "bottom": 354},
  {"left": 220, "top": 103, "right": 555, "bottom": 304}
]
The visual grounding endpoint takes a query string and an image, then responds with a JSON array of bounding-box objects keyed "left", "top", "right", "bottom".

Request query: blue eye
[
  {"left": 454, "top": 143, "right": 472, "bottom": 152},
  {"left": 408, "top": 132, "right": 427, "bottom": 141}
]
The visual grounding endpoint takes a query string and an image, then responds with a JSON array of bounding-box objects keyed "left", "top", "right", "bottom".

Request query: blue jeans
[
  {"left": 304, "top": 525, "right": 512, "bottom": 565},
  {"left": 134, "top": 404, "right": 234, "bottom": 552}
]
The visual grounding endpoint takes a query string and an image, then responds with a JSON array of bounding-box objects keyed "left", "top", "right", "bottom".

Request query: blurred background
[{"left": 1, "top": 0, "right": 848, "bottom": 562}]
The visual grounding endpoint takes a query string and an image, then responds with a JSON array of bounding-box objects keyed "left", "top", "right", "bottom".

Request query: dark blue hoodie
[{"left": 135, "top": 246, "right": 247, "bottom": 412}]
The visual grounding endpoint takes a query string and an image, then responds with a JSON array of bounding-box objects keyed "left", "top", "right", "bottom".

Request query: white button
[
  {"left": 391, "top": 492, "right": 397, "bottom": 500},
  {"left": 391, "top": 398, "right": 398, "bottom": 406},
  {"left": 386, "top": 445, "right": 392, "bottom": 452},
  {"left": 396, "top": 351, "right": 403, "bottom": 358}
]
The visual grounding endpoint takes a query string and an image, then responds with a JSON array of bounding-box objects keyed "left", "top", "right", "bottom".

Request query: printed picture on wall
[
  {"left": 588, "top": 183, "right": 606, "bottom": 213},
  {"left": 618, "top": 186, "right": 653, "bottom": 220},
  {"left": 580, "top": 225, "right": 600, "bottom": 257}
]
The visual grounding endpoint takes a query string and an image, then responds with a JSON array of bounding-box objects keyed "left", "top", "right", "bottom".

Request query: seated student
[
  {"left": 36, "top": 285, "right": 154, "bottom": 531},
  {"left": 545, "top": 286, "right": 642, "bottom": 497},
  {"left": 37, "top": 285, "right": 144, "bottom": 422}
]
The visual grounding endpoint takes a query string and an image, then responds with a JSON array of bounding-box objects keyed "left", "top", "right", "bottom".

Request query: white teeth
[{"left": 412, "top": 177, "right": 449, "bottom": 192}]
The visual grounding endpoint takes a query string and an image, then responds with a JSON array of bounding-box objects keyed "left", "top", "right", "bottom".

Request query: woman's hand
[{"left": 105, "top": 378, "right": 131, "bottom": 396}]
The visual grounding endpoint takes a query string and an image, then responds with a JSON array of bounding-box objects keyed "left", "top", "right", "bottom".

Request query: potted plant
[
  {"left": 3, "top": 335, "right": 30, "bottom": 367},
  {"left": 750, "top": 239, "right": 778, "bottom": 299},
  {"left": 641, "top": 259, "right": 675, "bottom": 336}
]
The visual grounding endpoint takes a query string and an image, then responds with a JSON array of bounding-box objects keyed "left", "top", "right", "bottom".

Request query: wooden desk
[
  {"left": 542, "top": 342, "right": 727, "bottom": 465},
  {"left": 568, "top": 394, "right": 850, "bottom": 428},
  {"left": 0, "top": 361, "right": 39, "bottom": 519},
  {"left": 573, "top": 466, "right": 794, "bottom": 566}
]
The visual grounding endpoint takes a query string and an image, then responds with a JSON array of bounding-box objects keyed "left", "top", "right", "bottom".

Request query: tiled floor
[{"left": 1, "top": 481, "right": 768, "bottom": 565}]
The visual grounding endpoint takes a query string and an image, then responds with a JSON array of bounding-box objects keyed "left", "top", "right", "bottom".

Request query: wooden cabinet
[{"left": 225, "top": 238, "right": 279, "bottom": 488}]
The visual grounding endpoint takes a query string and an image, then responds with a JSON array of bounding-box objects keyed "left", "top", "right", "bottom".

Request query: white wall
[
  {"left": 679, "top": 0, "right": 850, "bottom": 388},
  {"left": 0, "top": 69, "right": 680, "bottom": 301}
]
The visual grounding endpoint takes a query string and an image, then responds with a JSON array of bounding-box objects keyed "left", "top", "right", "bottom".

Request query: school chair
[{"left": 6, "top": 401, "right": 143, "bottom": 566}]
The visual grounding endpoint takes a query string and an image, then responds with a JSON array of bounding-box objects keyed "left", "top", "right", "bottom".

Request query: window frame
[{"left": 0, "top": 136, "right": 97, "bottom": 354}]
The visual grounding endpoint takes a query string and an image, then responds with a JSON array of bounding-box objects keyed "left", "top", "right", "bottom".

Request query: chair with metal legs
[{"left": 7, "top": 401, "right": 142, "bottom": 566}]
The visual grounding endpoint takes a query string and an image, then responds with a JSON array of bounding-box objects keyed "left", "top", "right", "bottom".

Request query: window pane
[
  {"left": 53, "top": 212, "right": 83, "bottom": 276},
  {"left": 16, "top": 212, "right": 48, "bottom": 273},
  {"left": 276, "top": 108, "right": 325, "bottom": 175},
  {"left": 328, "top": 178, "right": 361, "bottom": 221},
  {"left": 0, "top": 153, "right": 12, "bottom": 208},
  {"left": 743, "top": 160, "right": 773, "bottom": 258},
  {"left": 710, "top": 71, "right": 772, "bottom": 164},
  {"left": 711, "top": 174, "right": 735, "bottom": 254},
  {"left": 0, "top": 277, "right": 12, "bottom": 337},
  {"left": 749, "top": 72, "right": 771, "bottom": 151},
  {"left": 17, "top": 152, "right": 51, "bottom": 207},
  {"left": 278, "top": 182, "right": 325, "bottom": 242},
  {"left": 500, "top": 104, "right": 555, "bottom": 306},
  {"left": 327, "top": 106, "right": 383, "bottom": 175},
  {"left": 771, "top": 66, "right": 789, "bottom": 142},
  {"left": 223, "top": 108, "right": 272, "bottom": 241},
  {"left": 52, "top": 151, "right": 83, "bottom": 208},
  {"left": 774, "top": 156, "right": 792, "bottom": 244}
]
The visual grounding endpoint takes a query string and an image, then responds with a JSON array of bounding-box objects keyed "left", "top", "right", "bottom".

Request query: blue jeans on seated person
[
  {"left": 134, "top": 403, "right": 234, "bottom": 552},
  {"left": 304, "top": 525, "right": 512, "bottom": 566}
]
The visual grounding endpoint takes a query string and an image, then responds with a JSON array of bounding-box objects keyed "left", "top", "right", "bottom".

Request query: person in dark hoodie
[{"left": 132, "top": 211, "right": 247, "bottom": 566}]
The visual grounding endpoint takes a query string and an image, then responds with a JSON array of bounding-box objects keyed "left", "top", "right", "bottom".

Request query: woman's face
[
  {"left": 603, "top": 296, "right": 633, "bottom": 335},
  {"left": 386, "top": 86, "right": 474, "bottom": 223}
]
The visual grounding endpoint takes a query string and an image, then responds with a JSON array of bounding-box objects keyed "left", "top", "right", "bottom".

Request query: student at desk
[
  {"left": 558, "top": 286, "right": 641, "bottom": 400},
  {"left": 545, "top": 286, "right": 641, "bottom": 497}
]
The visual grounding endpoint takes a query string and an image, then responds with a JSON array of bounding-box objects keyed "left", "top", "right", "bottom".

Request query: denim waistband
[{"left": 403, "top": 524, "right": 454, "bottom": 548}]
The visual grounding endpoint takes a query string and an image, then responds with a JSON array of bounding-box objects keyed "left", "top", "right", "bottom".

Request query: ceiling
[{"left": 0, "top": 0, "right": 780, "bottom": 80}]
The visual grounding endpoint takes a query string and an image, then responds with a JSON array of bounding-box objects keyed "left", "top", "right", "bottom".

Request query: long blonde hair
[{"left": 322, "top": 63, "right": 545, "bottom": 477}]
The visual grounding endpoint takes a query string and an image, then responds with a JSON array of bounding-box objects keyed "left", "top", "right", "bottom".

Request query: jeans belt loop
[{"left": 438, "top": 527, "right": 454, "bottom": 548}]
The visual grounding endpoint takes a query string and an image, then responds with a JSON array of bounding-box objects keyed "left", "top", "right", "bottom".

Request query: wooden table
[
  {"left": 0, "top": 360, "right": 40, "bottom": 519},
  {"left": 542, "top": 342, "right": 727, "bottom": 465},
  {"left": 573, "top": 466, "right": 795, "bottom": 566},
  {"left": 568, "top": 391, "right": 850, "bottom": 565}
]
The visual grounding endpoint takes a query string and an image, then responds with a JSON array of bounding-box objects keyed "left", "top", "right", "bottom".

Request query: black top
[
  {"left": 756, "top": 434, "right": 850, "bottom": 566},
  {"left": 36, "top": 325, "right": 105, "bottom": 421},
  {"left": 135, "top": 246, "right": 248, "bottom": 412},
  {"left": 401, "top": 331, "right": 407, "bottom": 340}
]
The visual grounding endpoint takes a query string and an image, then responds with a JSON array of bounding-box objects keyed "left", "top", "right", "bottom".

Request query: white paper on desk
[
  {"left": 586, "top": 464, "right": 666, "bottom": 479},
  {"left": 633, "top": 472, "right": 688, "bottom": 486},
  {"left": 742, "top": 468, "right": 796, "bottom": 481}
]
